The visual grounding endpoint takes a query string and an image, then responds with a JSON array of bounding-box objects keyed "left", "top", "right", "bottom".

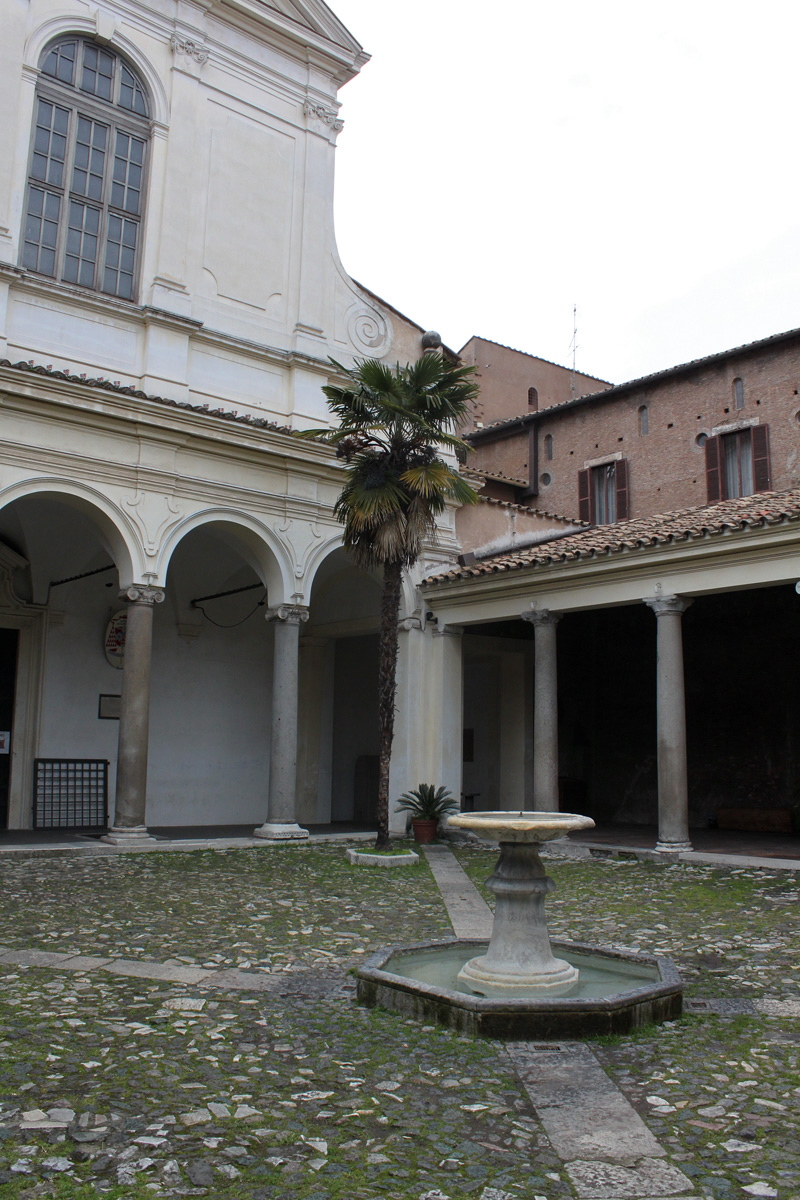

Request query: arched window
[
  {"left": 21, "top": 37, "right": 150, "bottom": 301},
  {"left": 733, "top": 377, "right": 745, "bottom": 409},
  {"left": 544, "top": 433, "right": 553, "bottom": 460},
  {"left": 527, "top": 387, "right": 538, "bottom": 408},
  {"left": 638, "top": 404, "right": 649, "bottom": 435}
]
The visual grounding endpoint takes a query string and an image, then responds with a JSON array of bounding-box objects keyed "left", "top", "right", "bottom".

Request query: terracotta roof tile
[
  {"left": 463, "top": 466, "right": 529, "bottom": 487},
  {"left": 475, "top": 495, "right": 587, "bottom": 525},
  {"left": 426, "top": 488, "right": 800, "bottom": 584}
]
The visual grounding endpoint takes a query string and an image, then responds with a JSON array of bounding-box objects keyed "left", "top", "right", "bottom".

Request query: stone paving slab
[
  {"left": 507, "top": 1042, "right": 666, "bottom": 1162},
  {"left": 201, "top": 968, "right": 275, "bottom": 991},
  {"left": 565, "top": 1158, "right": 694, "bottom": 1198},
  {"left": 422, "top": 844, "right": 494, "bottom": 938},
  {"left": 0, "top": 949, "right": 70, "bottom": 968},
  {"left": 59, "top": 954, "right": 115, "bottom": 970},
  {"left": 100, "top": 960, "right": 212, "bottom": 984}
]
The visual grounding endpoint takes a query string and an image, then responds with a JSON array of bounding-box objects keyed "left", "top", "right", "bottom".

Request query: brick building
[{"left": 465, "top": 327, "right": 800, "bottom": 524}]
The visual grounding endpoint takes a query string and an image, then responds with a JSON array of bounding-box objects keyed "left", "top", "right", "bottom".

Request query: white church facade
[{"left": 0, "top": 0, "right": 465, "bottom": 840}]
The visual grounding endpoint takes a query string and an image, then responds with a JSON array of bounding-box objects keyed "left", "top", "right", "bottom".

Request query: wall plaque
[{"left": 104, "top": 611, "right": 127, "bottom": 668}]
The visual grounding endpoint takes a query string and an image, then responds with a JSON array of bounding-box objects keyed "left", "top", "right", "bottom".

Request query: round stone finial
[{"left": 421, "top": 330, "right": 442, "bottom": 350}]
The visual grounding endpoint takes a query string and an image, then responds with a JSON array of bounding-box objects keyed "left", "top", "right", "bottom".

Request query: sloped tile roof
[
  {"left": 475, "top": 495, "right": 587, "bottom": 525},
  {"left": 426, "top": 488, "right": 800, "bottom": 584},
  {"left": 463, "top": 466, "right": 529, "bottom": 487}
]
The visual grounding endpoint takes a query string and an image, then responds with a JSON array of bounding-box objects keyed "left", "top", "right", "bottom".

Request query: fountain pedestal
[
  {"left": 449, "top": 810, "right": 594, "bottom": 997},
  {"left": 457, "top": 841, "right": 578, "bottom": 996}
]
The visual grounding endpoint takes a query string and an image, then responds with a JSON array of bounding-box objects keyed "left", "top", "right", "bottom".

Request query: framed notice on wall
[
  {"left": 98, "top": 695, "right": 121, "bottom": 720},
  {"left": 0, "top": 731, "right": 9, "bottom": 754}
]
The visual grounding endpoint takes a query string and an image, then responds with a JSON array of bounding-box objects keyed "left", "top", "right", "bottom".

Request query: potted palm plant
[{"left": 396, "top": 784, "right": 460, "bottom": 844}]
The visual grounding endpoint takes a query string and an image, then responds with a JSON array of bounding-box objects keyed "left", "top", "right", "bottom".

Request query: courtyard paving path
[{"left": 0, "top": 840, "right": 796, "bottom": 1199}]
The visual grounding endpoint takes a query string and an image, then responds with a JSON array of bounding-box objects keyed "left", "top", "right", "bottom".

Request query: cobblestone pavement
[{"left": 0, "top": 841, "right": 796, "bottom": 1199}]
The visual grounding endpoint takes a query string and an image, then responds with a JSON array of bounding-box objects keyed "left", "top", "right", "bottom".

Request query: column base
[
  {"left": 253, "top": 822, "right": 309, "bottom": 841},
  {"left": 101, "top": 825, "right": 157, "bottom": 846},
  {"left": 655, "top": 839, "right": 693, "bottom": 854}
]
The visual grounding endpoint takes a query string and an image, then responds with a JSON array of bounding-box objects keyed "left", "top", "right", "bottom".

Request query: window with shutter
[
  {"left": 705, "top": 425, "right": 770, "bottom": 501},
  {"left": 752, "top": 424, "right": 771, "bottom": 492},
  {"left": 578, "top": 459, "right": 630, "bottom": 525},
  {"left": 578, "top": 469, "right": 591, "bottom": 523}
]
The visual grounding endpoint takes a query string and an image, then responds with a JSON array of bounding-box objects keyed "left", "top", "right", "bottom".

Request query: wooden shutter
[
  {"left": 705, "top": 436, "right": 723, "bottom": 501},
  {"left": 578, "top": 469, "right": 591, "bottom": 523},
  {"left": 615, "top": 458, "right": 629, "bottom": 520},
  {"left": 752, "top": 424, "right": 771, "bottom": 492}
]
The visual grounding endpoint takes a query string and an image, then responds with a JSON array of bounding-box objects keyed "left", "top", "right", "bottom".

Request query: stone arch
[
  {"left": 0, "top": 477, "right": 141, "bottom": 586},
  {"left": 157, "top": 510, "right": 293, "bottom": 605},
  {"left": 24, "top": 18, "right": 169, "bottom": 126}
]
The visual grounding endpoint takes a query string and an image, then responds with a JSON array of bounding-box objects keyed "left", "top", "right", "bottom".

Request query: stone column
[
  {"left": 254, "top": 604, "right": 310, "bottom": 840},
  {"left": 522, "top": 610, "right": 561, "bottom": 812},
  {"left": 644, "top": 595, "right": 693, "bottom": 852},
  {"left": 102, "top": 585, "right": 165, "bottom": 845}
]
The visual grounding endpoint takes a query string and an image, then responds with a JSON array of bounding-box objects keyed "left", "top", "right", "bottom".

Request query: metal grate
[{"left": 33, "top": 759, "right": 109, "bottom": 828}]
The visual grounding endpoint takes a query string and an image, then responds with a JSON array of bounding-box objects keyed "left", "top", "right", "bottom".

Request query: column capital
[
  {"left": 643, "top": 595, "right": 692, "bottom": 616},
  {"left": 521, "top": 608, "right": 561, "bottom": 628},
  {"left": 398, "top": 617, "right": 423, "bottom": 632},
  {"left": 119, "top": 585, "right": 165, "bottom": 606},
  {"left": 265, "top": 604, "right": 309, "bottom": 625},
  {"left": 432, "top": 622, "right": 463, "bottom": 638}
]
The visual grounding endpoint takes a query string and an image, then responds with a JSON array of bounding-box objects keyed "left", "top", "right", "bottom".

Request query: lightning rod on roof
[{"left": 569, "top": 304, "right": 578, "bottom": 398}]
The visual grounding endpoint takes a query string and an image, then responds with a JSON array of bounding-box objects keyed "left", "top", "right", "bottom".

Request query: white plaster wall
[
  {"left": 0, "top": 0, "right": 426, "bottom": 427},
  {"left": 145, "top": 604, "right": 271, "bottom": 825}
]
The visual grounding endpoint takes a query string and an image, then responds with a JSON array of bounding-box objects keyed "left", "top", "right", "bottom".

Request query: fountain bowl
[
  {"left": 356, "top": 937, "right": 683, "bottom": 1040},
  {"left": 447, "top": 809, "right": 595, "bottom": 843}
]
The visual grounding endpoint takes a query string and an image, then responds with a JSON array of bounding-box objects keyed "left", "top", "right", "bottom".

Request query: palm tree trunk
[{"left": 376, "top": 558, "right": 403, "bottom": 849}]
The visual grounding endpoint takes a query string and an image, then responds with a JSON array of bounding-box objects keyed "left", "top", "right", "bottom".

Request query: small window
[
  {"left": 638, "top": 405, "right": 649, "bottom": 435},
  {"left": 528, "top": 387, "right": 538, "bottom": 408},
  {"left": 22, "top": 37, "right": 150, "bottom": 301},
  {"left": 544, "top": 433, "right": 553, "bottom": 460},
  {"left": 733, "top": 377, "right": 745, "bottom": 409}
]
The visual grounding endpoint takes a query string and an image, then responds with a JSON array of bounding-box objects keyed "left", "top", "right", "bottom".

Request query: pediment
[{"left": 260, "top": 0, "right": 364, "bottom": 56}]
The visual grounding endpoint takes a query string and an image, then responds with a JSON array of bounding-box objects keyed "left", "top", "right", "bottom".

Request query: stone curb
[
  {"left": 346, "top": 848, "right": 420, "bottom": 867},
  {"left": 0, "top": 831, "right": 378, "bottom": 858}
]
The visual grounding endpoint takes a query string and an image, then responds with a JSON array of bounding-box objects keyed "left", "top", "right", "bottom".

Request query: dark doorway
[{"left": 0, "top": 629, "right": 19, "bottom": 829}]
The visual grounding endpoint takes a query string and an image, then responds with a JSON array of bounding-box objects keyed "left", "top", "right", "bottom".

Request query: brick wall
[
  {"left": 469, "top": 333, "right": 800, "bottom": 521},
  {"left": 459, "top": 336, "right": 610, "bottom": 433}
]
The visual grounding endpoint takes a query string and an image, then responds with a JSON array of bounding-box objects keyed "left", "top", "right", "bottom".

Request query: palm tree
[{"left": 315, "top": 351, "right": 479, "bottom": 848}]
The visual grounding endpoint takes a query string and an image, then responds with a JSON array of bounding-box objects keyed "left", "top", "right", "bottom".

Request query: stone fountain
[{"left": 356, "top": 811, "right": 683, "bottom": 1038}]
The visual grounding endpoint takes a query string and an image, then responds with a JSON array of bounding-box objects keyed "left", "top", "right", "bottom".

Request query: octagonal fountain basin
[
  {"left": 355, "top": 810, "right": 683, "bottom": 1038},
  {"left": 356, "top": 938, "right": 683, "bottom": 1040}
]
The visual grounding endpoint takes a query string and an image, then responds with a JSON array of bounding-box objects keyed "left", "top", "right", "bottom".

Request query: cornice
[
  {"left": 0, "top": 369, "right": 341, "bottom": 474},
  {"left": 0, "top": 439, "right": 343, "bottom": 527}
]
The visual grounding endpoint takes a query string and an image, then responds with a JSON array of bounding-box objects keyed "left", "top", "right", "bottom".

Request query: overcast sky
[{"left": 330, "top": 1, "right": 800, "bottom": 385}]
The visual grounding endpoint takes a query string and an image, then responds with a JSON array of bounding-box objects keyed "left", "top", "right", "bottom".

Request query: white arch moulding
[
  {"left": 156, "top": 509, "right": 294, "bottom": 605},
  {"left": 24, "top": 17, "right": 171, "bottom": 126},
  {"left": 0, "top": 477, "right": 142, "bottom": 586},
  {"left": 301, "top": 531, "right": 346, "bottom": 598}
]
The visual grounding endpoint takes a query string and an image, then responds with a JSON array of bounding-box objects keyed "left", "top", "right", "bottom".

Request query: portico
[{"left": 422, "top": 490, "right": 800, "bottom": 851}]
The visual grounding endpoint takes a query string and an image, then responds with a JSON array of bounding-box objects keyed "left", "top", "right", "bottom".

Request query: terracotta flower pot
[{"left": 412, "top": 818, "right": 438, "bottom": 844}]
